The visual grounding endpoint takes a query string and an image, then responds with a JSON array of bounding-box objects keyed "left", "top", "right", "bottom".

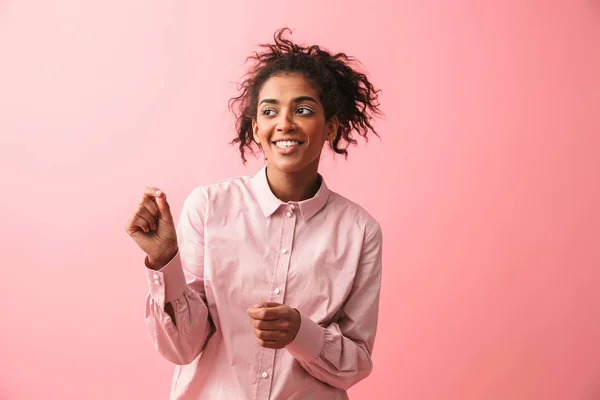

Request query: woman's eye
[
  {"left": 296, "top": 107, "right": 314, "bottom": 115},
  {"left": 261, "top": 108, "right": 276, "bottom": 116}
]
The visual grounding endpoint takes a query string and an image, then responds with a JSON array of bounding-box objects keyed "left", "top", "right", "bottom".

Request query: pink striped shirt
[{"left": 144, "top": 167, "right": 383, "bottom": 399}]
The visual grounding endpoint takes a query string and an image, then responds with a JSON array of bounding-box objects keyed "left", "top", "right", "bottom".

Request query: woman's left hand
[{"left": 247, "top": 302, "right": 301, "bottom": 349}]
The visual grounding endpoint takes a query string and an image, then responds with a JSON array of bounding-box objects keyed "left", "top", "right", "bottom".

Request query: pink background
[{"left": 1, "top": 1, "right": 599, "bottom": 399}]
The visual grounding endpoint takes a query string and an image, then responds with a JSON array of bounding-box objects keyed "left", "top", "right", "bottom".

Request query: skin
[
  {"left": 126, "top": 72, "right": 339, "bottom": 346},
  {"left": 252, "top": 73, "right": 339, "bottom": 203}
]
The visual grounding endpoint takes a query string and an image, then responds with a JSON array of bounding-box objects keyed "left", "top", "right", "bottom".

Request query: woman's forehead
[{"left": 258, "top": 73, "right": 319, "bottom": 100}]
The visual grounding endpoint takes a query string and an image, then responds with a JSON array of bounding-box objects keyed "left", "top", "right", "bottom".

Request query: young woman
[{"left": 126, "top": 28, "right": 383, "bottom": 400}]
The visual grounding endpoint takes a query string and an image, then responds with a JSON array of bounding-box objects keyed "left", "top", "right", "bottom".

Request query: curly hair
[{"left": 229, "top": 28, "right": 382, "bottom": 164}]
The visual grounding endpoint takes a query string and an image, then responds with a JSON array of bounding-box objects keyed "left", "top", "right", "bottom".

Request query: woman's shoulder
[
  {"left": 183, "top": 174, "right": 254, "bottom": 206},
  {"left": 190, "top": 174, "right": 252, "bottom": 193},
  {"left": 327, "top": 190, "right": 381, "bottom": 234}
]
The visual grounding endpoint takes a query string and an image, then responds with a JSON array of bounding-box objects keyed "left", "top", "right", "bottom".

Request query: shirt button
[
  {"left": 281, "top": 248, "right": 288, "bottom": 254},
  {"left": 290, "top": 204, "right": 295, "bottom": 210},
  {"left": 261, "top": 371, "right": 268, "bottom": 378},
  {"left": 153, "top": 274, "right": 159, "bottom": 280},
  {"left": 274, "top": 288, "right": 281, "bottom": 295},
  {"left": 287, "top": 211, "right": 293, "bottom": 217}
]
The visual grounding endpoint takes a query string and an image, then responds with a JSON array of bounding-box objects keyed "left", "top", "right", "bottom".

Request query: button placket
[
  {"left": 273, "top": 206, "right": 295, "bottom": 302},
  {"left": 287, "top": 203, "right": 296, "bottom": 218},
  {"left": 255, "top": 206, "right": 295, "bottom": 400}
]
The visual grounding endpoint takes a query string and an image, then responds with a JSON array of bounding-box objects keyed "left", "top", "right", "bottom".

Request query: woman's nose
[{"left": 276, "top": 112, "right": 296, "bottom": 132}]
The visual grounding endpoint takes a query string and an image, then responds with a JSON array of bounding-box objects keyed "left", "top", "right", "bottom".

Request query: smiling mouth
[{"left": 273, "top": 140, "right": 305, "bottom": 149}]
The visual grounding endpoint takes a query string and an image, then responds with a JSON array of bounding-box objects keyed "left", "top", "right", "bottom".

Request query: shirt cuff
[
  {"left": 286, "top": 310, "right": 325, "bottom": 363},
  {"left": 144, "top": 252, "right": 187, "bottom": 308}
]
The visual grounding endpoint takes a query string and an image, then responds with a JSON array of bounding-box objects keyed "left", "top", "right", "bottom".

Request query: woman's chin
[
  {"left": 269, "top": 161, "right": 304, "bottom": 173},
  {"left": 267, "top": 155, "right": 320, "bottom": 175}
]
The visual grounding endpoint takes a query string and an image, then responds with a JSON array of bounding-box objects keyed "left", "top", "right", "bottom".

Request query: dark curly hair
[{"left": 229, "top": 27, "right": 382, "bottom": 164}]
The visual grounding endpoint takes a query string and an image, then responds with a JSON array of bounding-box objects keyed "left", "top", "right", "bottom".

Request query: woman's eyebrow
[
  {"left": 292, "top": 96, "right": 317, "bottom": 104},
  {"left": 258, "top": 96, "right": 318, "bottom": 106}
]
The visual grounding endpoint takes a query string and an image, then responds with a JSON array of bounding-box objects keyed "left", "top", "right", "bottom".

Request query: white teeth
[{"left": 275, "top": 141, "right": 300, "bottom": 148}]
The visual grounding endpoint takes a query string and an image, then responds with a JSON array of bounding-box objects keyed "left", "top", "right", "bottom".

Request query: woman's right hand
[{"left": 125, "top": 187, "right": 178, "bottom": 270}]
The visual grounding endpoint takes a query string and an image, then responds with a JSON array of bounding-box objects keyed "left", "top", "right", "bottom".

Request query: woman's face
[{"left": 252, "top": 73, "right": 338, "bottom": 174}]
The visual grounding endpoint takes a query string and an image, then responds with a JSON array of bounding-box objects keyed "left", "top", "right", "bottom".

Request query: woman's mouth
[{"left": 272, "top": 140, "right": 305, "bottom": 155}]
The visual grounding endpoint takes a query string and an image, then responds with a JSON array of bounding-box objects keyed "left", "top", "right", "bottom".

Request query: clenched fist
[
  {"left": 125, "top": 187, "right": 178, "bottom": 270},
  {"left": 247, "top": 302, "right": 301, "bottom": 349}
]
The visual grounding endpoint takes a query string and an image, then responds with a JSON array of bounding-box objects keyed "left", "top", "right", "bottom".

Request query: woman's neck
[{"left": 265, "top": 165, "right": 321, "bottom": 203}]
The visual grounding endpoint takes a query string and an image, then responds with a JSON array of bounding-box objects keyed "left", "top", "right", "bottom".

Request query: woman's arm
[
  {"left": 144, "top": 188, "right": 214, "bottom": 365},
  {"left": 286, "top": 222, "right": 383, "bottom": 390}
]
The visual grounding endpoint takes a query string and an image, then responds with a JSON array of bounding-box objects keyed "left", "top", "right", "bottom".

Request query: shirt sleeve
[
  {"left": 144, "top": 187, "right": 214, "bottom": 365},
  {"left": 285, "top": 221, "right": 383, "bottom": 390}
]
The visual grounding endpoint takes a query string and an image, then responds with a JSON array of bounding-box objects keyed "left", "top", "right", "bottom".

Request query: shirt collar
[{"left": 251, "top": 166, "right": 330, "bottom": 220}]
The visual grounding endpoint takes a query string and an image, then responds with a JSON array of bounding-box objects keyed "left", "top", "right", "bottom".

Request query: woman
[{"left": 125, "top": 28, "right": 383, "bottom": 400}]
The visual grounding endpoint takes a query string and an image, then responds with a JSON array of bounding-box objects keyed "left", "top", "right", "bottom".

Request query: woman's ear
[
  {"left": 326, "top": 116, "right": 340, "bottom": 142},
  {"left": 252, "top": 119, "right": 260, "bottom": 145}
]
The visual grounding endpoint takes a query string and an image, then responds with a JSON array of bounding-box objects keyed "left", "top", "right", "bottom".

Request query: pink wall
[{"left": 1, "top": 1, "right": 599, "bottom": 399}]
